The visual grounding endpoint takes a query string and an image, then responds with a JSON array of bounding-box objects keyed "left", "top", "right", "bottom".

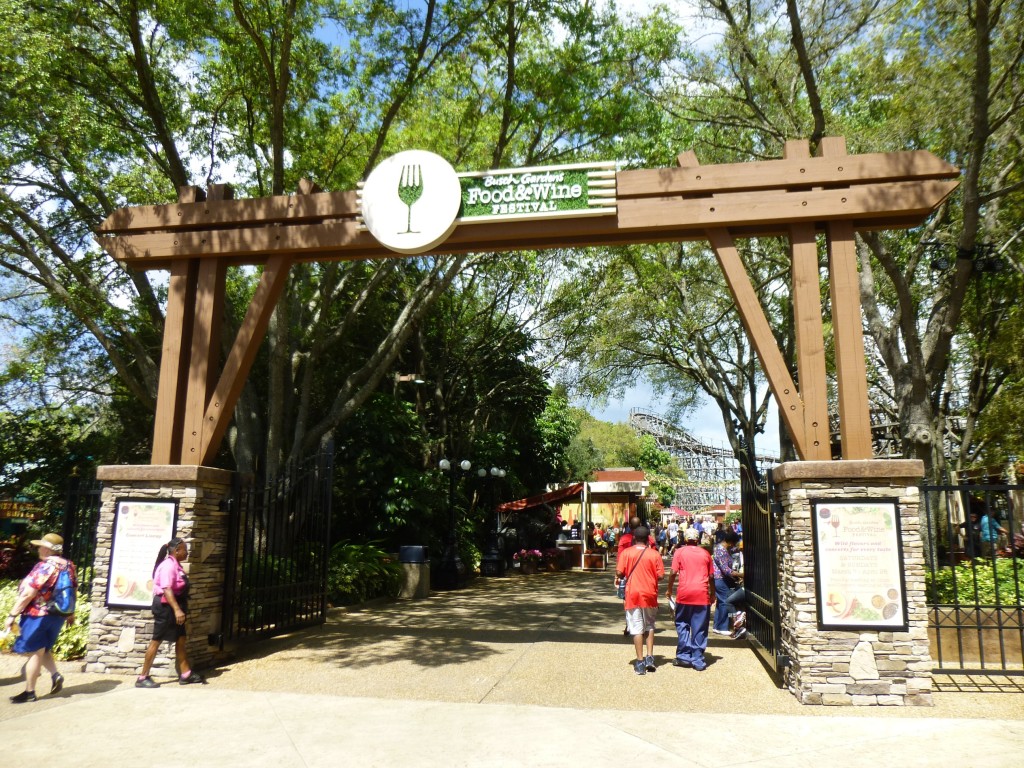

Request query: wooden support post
[
  {"left": 818, "top": 139, "right": 873, "bottom": 459},
  {"left": 179, "top": 257, "right": 226, "bottom": 464},
  {"left": 707, "top": 228, "right": 809, "bottom": 460},
  {"left": 151, "top": 260, "right": 195, "bottom": 464},
  {"left": 789, "top": 224, "right": 832, "bottom": 460},
  {"left": 826, "top": 221, "right": 873, "bottom": 459},
  {"left": 784, "top": 139, "right": 831, "bottom": 460}
]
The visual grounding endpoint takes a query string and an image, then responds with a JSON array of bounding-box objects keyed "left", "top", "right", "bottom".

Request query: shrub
[
  {"left": 0, "top": 545, "right": 36, "bottom": 581},
  {"left": 326, "top": 541, "right": 402, "bottom": 606},
  {"left": 925, "top": 558, "right": 1024, "bottom": 605},
  {"left": 0, "top": 580, "right": 89, "bottom": 660}
]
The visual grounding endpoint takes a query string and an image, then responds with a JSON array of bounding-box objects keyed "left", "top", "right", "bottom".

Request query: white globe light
[
  {"left": 460, "top": 460, "right": 472, "bottom": 471},
  {"left": 439, "top": 459, "right": 451, "bottom": 471}
]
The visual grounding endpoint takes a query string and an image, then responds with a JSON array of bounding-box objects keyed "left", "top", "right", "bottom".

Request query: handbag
[{"left": 616, "top": 547, "right": 649, "bottom": 600}]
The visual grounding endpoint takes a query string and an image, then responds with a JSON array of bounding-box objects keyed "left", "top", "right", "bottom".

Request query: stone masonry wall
[
  {"left": 85, "top": 465, "right": 234, "bottom": 677},
  {"left": 773, "top": 460, "right": 933, "bottom": 706}
]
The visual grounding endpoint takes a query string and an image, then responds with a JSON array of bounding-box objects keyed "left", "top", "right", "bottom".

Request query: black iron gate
[
  {"left": 738, "top": 448, "right": 785, "bottom": 678},
  {"left": 922, "top": 482, "right": 1024, "bottom": 674},
  {"left": 221, "top": 444, "right": 334, "bottom": 644},
  {"left": 60, "top": 471, "right": 102, "bottom": 596}
]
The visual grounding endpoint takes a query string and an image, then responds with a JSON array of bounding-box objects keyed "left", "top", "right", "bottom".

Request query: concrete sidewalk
[{"left": 3, "top": 570, "right": 1023, "bottom": 766}]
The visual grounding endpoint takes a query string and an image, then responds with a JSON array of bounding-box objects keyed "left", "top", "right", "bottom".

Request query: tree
[
  {"left": 0, "top": 0, "right": 681, "bottom": 488},
  {"left": 546, "top": 239, "right": 781, "bottom": 460},
  {"left": 637, "top": 0, "right": 1024, "bottom": 478}
]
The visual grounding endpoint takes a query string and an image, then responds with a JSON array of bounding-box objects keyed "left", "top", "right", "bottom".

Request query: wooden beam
[
  {"left": 197, "top": 255, "right": 294, "bottom": 466},
  {"left": 617, "top": 148, "right": 958, "bottom": 198},
  {"left": 706, "top": 228, "right": 809, "bottom": 460},
  {"left": 827, "top": 220, "right": 873, "bottom": 459},
  {"left": 98, "top": 189, "right": 360, "bottom": 233},
  {"left": 616, "top": 180, "right": 959, "bottom": 232},
  {"left": 151, "top": 260, "right": 195, "bottom": 464},
  {"left": 677, "top": 150, "right": 700, "bottom": 167},
  {"left": 100, "top": 180, "right": 958, "bottom": 268}
]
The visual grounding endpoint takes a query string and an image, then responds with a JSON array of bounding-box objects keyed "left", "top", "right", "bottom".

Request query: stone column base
[
  {"left": 773, "top": 460, "right": 933, "bottom": 706},
  {"left": 84, "top": 465, "right": 233, "bottom": 677}
]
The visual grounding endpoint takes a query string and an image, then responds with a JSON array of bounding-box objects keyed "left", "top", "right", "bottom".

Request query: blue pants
[
  {"left": 674, "top": 603, "right": 710, "bottom": 669},
  {"left": 713, "top": 578, "right": 733, "bottom": 631}
]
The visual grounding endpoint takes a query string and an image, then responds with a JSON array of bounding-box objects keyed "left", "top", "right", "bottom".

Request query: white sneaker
[{"left": 712, "top": 629, "right": 732, "bottom": 636}]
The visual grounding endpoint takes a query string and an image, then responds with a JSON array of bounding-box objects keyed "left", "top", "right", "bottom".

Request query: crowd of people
[{"left": 613, "top": 514, "right": 746, "bottom": 675}]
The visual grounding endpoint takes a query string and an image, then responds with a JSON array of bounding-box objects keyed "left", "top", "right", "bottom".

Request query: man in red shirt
[
  {"left": 665, "top": 527, "right": 715, "bottom": 671},
  {"left": 616, "top": 516, "right": 641, "bottom": 559},
  {"left": 615, "top": 526, "right": 664, "bottom": 675}
]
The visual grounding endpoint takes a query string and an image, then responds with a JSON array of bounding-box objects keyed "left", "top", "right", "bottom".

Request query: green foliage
[
  {"left": 925, "top": 559, "right": 1024, "bottom": 605},
  {"left": 636, "top": 435, "right": 672, "bottom": 474},
  {"left": 534, "top": 388, "right": 580, "bottom": 483},
  {"left": 326, "top": 541, "right": 402, "bottom": 606},
  {"left": 0, "top": 580, "right": 90, "bottom": 660}
]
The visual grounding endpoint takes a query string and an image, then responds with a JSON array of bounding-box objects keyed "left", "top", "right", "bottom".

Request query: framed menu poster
[
  {"left": 106, "top": 499, "right": 177, "bottom": 608},
  {"left": 811, "top": 499, "right": 908, "bottom": 631}
]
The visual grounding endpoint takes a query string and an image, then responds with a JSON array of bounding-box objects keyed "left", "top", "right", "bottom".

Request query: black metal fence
[
  {"left": 60, "top": 472, "right": 102, "bottom": 596},
  {"left": 738, "top": 449, "right": 785, "bottom": 678},
  {"left": 922, "top": 482, "right": 1024, "bottom": 674},
  {"left": 221, "top": 444, "right": 334, "bottom": 644}
]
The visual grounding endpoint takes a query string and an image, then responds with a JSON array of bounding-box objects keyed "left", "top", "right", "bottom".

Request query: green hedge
[
  {"left": 925, "top": 558, "right": 1024, "bottom": 605},
  {"left": 0, "top": 580, "right": 90, "bottom": 660},
  {"left": 326, "top": 541, "right": 402, "bottom": 606}
]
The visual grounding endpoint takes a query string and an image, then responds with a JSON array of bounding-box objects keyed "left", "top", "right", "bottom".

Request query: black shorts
[{"left": 151, "top": 597, "right": 187, "bottom": 643}]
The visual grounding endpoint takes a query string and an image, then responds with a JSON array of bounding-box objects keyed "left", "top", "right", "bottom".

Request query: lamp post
[
  {"left": 436, "top": 458, "right": 471, "bottom": 590},
  {"left": 479, "top": 467, "right": 508, "bottom": 577}
]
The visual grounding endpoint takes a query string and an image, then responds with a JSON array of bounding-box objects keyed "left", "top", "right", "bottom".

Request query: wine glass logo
[{"left": 397, "top": 164, "right": 423, "bottom": 234}]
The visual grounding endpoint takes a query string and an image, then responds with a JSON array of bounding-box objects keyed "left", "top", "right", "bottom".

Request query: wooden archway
[{"left": 97, "top": 137, "right": 958, "bottom": 466}]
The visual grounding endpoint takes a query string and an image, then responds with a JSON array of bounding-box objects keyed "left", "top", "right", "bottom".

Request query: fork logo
[{"left": 361, "top": 150, "right": 461, "bottom": 254}]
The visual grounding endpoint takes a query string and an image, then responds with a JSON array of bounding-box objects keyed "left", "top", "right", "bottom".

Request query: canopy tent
[
  {"left": 495, "top": 483, "right": 584, "bottom": 524},
  {"left": 495, "top": 478, "right": 649, "bottom": 570}
]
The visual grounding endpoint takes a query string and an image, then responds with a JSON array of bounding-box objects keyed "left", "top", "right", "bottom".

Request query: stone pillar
[
  {"left": 773, "top": 460, "right": 933, "bottom": 706},
  {"left": 85, "top": 465, "right": 234, "bottom": 677}
]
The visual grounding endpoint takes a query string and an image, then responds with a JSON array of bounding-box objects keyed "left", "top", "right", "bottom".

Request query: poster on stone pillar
[
  {"left": 810, "top": 499, "right": 909, "bottom": 631},
  {"left": 106, "top": 499, "right": 178, "bottom": 608}
]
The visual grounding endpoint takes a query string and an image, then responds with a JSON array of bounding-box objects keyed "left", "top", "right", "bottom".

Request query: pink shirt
[{"left": 153, "top": 555, "right": 186, "bottom": 601}]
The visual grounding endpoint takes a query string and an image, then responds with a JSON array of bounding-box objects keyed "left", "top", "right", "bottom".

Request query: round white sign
[{"left": 361, "top": 150, "right": 462, "bottom": 254}]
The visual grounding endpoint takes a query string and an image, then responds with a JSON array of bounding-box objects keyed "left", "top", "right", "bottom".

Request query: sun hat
[{"left": 30, "top": 533, "right": 64, "bottom": 552}]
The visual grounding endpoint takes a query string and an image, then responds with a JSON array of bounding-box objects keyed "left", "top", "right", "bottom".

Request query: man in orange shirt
[
  {"left": 615, "top": 526, "right": 664, "bottom": 675},
  {"left": 665, "top": 527, "right": 716, "bottom": 671}
]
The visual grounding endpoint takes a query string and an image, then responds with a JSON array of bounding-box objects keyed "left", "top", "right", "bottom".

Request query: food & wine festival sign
[
  {"left": 810, "top": 499, "right": 909, "bottom": 631},
  {"left": 359, "top": 150, "right": 616, "bottom": 254}
]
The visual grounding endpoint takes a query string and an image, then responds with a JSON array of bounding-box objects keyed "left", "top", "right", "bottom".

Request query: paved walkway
[{"left": 3, "top": 570, "right": 1023, "bottom": 766}]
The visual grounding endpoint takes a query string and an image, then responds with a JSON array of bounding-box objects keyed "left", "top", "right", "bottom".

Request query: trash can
[{"left": 398, "top": 545, "right": 430, "bottom": 599}]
